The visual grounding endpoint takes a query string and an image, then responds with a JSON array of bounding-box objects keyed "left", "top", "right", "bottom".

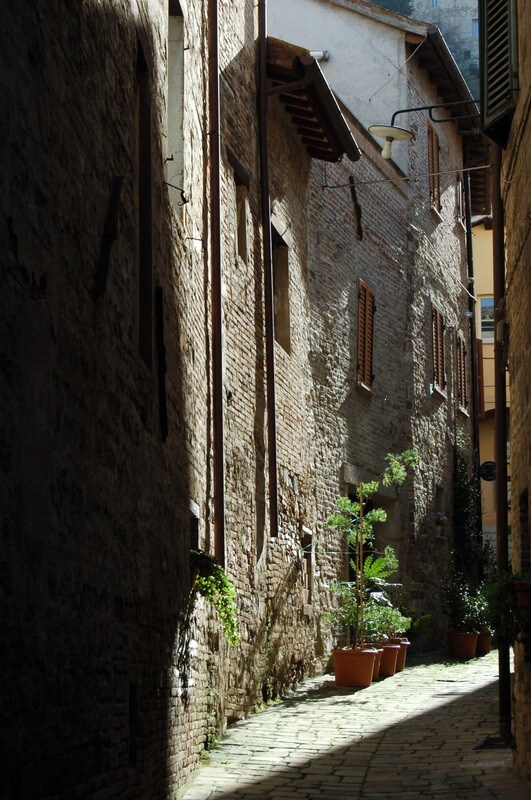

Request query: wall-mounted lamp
[
  {"left": 368, "top": 123, "right": 414, "bottom": 160},
  {"left": 369, "top": 99, "right": 479, "bottom": 161}
]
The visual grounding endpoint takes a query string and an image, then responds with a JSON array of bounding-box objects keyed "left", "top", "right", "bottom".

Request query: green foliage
[
  {"left": 484, "top": 571, "right": 531, "bottom": 643},
  {"left": 453, "top": 436, "right": 494, "bottom": 591},
  {"left": 364, "top": 602, "right": 412, "bottom": 639},
  {"left": 442, "top": 564, "right": 478, "bottom": 632},
  {"left": 370, "top": 0, "right": 415, "bottom": 17},
  {"left": 362, "top": 545, "right": 399, "bottom": 582},
  {"left": 191, "top": 550, "right": 240, "bottom": 646},
  {"left": 381, "top": 450, "right": 420, "bottom": 487}
]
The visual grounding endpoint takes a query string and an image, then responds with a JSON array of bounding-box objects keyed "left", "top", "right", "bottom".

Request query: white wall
[{"left": 268, "top": 0, "right": 411, "bottom": 172}]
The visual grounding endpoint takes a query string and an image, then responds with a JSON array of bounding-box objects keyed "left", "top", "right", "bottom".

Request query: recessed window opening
[
  {"left": 427, "top": 122, "right": 441, "bottom": 212},
  {"left": 456, "top": 175, "right": 466, "bottom": 227},
  {"left": 272, "top": 226, "right": 291, "bottom": 354},
  {"left": 136, "top": 41, "right": 153, "bottom": 369},
  {"left": 456, "top": 332, "right": 468, "bottom": 412},
  {"left": 167, "top": 2, "right": 184, "bottom": 201},
  {"left": 435, "top": 485, "right": 445, "bottom": 537},
  {"left": 236, "top": 185, "right": 248, "bottom": 263},
  {"left": 356, "top": 279, "right": 375, "bottom": 389},
  {"left": 472, "top": 18, "right": 479, "bottom": 37},
  {"left": 301, "top": 530, "right": 313, "bottom": 604}
]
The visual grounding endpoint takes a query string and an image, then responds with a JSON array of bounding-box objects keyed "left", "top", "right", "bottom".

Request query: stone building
[
  {"left": 478, "top": 0, "right": 530, "bottom": 780},
  {"left": 269, "top": 0, "right": 486, "bottom": 643},
  {"left": 1, "top": 0, "right": 484, "bottom": 797},
  {"left": 375, "top": 0, "right": 481, "bottom": 97}
]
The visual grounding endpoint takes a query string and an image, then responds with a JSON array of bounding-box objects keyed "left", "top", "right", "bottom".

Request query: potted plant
[
  {"left": 484, "top": 570, "right": 530, "bottom": 645},
  {"left": 366, "top": 603, "right": 412, "bottom": 675},
  {"left": 190, "top": 549, "right": 240, "bottom": 646},
  {"left": 329, "top": 582, "right": 378, "bottom": 687},
  {"left": 326, "top": 450, "right": 419, "bottom": 687},
  {"left": 443, "top": 567, "right": 478, "bottom": 658},
  {"left": 469, "top": 588, "right": 493, "bottom": 655}
]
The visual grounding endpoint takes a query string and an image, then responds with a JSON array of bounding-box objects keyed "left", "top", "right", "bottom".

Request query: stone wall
[
  {"left": 0, "top": 0, "right": 476, "bottom": 797},
  {"left": 503, "top": 0, "right": 531, "bottom": 780}
]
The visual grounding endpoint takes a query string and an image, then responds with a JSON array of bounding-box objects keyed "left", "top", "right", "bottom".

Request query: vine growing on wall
[{"left": 191, "top": 550, "right": 240, "bottom": 646}]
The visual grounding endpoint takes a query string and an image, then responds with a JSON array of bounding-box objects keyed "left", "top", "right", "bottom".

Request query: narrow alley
[{"left": 180, "top": 653, "right": 528, "bottom": 800}]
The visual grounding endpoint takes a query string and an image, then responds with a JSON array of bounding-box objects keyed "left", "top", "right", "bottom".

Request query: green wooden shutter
[{"left": 480, "top": 0, "right": 518, "bottom": 146}]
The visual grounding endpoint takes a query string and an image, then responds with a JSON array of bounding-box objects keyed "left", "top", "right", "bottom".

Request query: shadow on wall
[{"left": 0, "top": 2, "right": 198, "bottom": 798}]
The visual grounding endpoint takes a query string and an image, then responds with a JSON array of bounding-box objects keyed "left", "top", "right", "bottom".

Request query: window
[
  {"left": 167, "top": 2, "right": 184, "bottom": 203},
  {"left": 456, "top": 175, "right": 466, "bottom": 227},
  {"left": 431, "top": 0, "right": 439, "bottom": 7},
  {"left": 136, "top": 41, "right": 153, "bottom": 368},
  {"left": 431, "top": 303, "right": 446, "bottom": 393},
  {"left": 476, "top": 338, "right": 485, "bottom": 417},
  {"left": 272, "top": 227, "right": 291, "bottom": 353},
  {"left": 480, "top": 296, "right": 494, "bottom": 341},
  {"left": 435, "top": 485, "right": 445, "bottom": 537},
  {"left": 227, "top": 147, "right": 250, "bottom": 263},
  {"left": 427, "top": 123, "right": 441, "bottom": 212},
  {"left": 472, "top": 18, "right": 479, "bottom": 37},
  {"left": 356, "top": 279, "right": 375, "bottom": 389},
  {"left": 301, "top": 530, "right": 313, "bottom": 604},
  {"left": 479, "top": 0, "right": 518, "bottom": 147},
  {"left": 456, "top": 333, "right": 468, "bottom": 412}
]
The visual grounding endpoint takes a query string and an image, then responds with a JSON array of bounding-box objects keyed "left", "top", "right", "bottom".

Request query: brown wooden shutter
[
  {"left": 432, "top": 303, "right": 446, "bottom": 391},
  {"left": 428, "top": 123, "right": 441, "bottom": 211},
  {"left": 476, "top": 338, "right": 485, "bottom": 417},
  {"left": 456, "top": 333, "right": 468, "bottom": 411},
  {"left": 357, "top": 279, "right": 375, "bottom": 388}
]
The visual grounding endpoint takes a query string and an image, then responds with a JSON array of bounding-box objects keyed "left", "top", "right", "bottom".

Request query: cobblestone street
[{"left": 179, "top": 652, "right": 529, "bottom": 800}]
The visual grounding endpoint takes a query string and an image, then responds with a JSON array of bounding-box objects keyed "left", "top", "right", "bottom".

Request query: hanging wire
[{"left": 322, "top": 163, "right": 494, "bottom": 190}]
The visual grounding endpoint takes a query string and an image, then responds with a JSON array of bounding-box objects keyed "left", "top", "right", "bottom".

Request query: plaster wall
[{"left": 268, "top": 0, "right": 411, "bottom": 173}]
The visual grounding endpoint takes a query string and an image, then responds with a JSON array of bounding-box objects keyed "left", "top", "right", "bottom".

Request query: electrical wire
[{"left": 323, "top": 163, "right": 493, "bottom": 190}]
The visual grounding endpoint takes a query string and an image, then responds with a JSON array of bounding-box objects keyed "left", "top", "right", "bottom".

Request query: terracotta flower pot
[
  {"left": 476, "top": 633, "right": 493, "bottom": 655},
  {"left": 376, "top": 644, "right": 400, "bottom": 677},
  {"left": 448, "top": 631, "right": 478, "bottom": 659},
  {"left": 388, "top": 638, "right": 410, "bottom": 671},
  {"left": 372, "top": 648, "right": 384, "bottom": 680},
  {"left": 332, "top": 648, "right": 377, "bottom": 688},
  {"left": 514, "top": 581, "right": 531, "bottom": 610}
]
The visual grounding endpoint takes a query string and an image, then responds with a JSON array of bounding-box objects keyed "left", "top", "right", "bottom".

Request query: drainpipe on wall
[
  {"left": 258, "top": 0, "right": 279, "bottom": 537},
  {"left": 463, "top": 168, "right": 482, "bottom": 535},
  {"left": 491, "top": 143, "right": 512, "bottom": 744},
  {"left": 208, "top": 0, "right": 225, "bottom": 565}
]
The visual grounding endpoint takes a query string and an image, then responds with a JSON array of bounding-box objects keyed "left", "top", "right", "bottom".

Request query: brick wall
[
  {"left": 503, "top": 0, "right": 531, "bottom": 780},
  {"left": 0, "top": 0, "right": 476, "bottom": 797}
]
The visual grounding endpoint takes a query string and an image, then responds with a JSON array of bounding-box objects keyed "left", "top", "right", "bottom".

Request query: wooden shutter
[
  {"left": 357, "top": 279, "right": 375, "bottom": 388},
  {"left": 456, "top": 333, "right": 468, "bottom": 411},
  {"left": 431, "top": 304, "right": 446, "bottom": 392},
  {"left": 476, "top": 338, "right": 485, "bottom": 417},
  {"left": 427, "top": 123, "right": 441, "bottom": 211},
  {"left": 480, "top": 0, "right": 518, "bottom": 146}
]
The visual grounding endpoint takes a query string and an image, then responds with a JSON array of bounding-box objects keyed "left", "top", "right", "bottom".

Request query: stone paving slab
[{"left": 179, "top": 652, "right": 530, "bottom": 800}]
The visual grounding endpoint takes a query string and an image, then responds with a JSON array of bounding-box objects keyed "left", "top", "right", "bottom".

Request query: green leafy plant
[
  {"left": 325, "top": 450, "right": 419, "bottom": 648},
  {"left": 483, "top": 571, "right": 531, "bottom": 644},
  {"left": 364, "top": 603, "right": 412, "bottom": 640},
  {"left": 442, "top": 565, "right": 478, "bottom": 632},
  {"left": 191, "top": 549, "right": 240, "bottom": 646}
]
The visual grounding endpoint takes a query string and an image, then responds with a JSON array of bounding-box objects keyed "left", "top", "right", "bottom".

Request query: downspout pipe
[
  {"left": 491, "top": 143, "right": 512, "bottom": 744},
  {"left": 463, "top": 167, "right": 481, "bottom": 536},
  {"left": 208, "top": 0, "right": 225, "bottom": 565},
  {"left": 258, "top": 0, "right": 279, "bottom": 537}
]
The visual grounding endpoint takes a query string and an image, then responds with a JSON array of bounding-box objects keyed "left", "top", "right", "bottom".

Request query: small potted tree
[
  {"left": 326, "top": 451, "right": 419, "bottom": 686},
  {"left": 470, "top": 588, "right": 493, "bottom": 655},
  {"left": 443, "top": 568, "right": 478, "bottom": 659}
]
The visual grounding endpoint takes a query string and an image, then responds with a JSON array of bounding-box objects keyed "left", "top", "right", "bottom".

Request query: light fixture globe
[{"left": 368, "top": 124, "right": 414, "bottom": 160}]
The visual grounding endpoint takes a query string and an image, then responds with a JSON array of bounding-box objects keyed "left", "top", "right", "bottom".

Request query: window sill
[
  {"left": 455, "top": 219, "right": 467, "bottom": 233},
  {"left": 458, "top": 405, "right": 470, "bottom": 417},
  {"left": 356, "top": 381, "right": 373, "bottom": 396},
  {"left": 430, "top": 205, "right": 444, "bottom": 223},
  {"left": 430, "top": 383, "right": 447, "bottom": 400}
]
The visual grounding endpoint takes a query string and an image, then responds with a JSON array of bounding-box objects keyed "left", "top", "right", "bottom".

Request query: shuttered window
[
  {"left": 431, "top": 303, "right": 446, "bottom": 392},
  {"left": 476, "top": 338, "right": 485, "bottom": 417},
  {"left": 480, "top": 0, "right": 518, "bottom": 147},
  {"left": 456, "top": 333, "right": 468, "bottom": 412},
  {"left": 357, "top": 279, "right": 375, "bottom": 389},
  {"left": 456, "top": 175, "right": 466, "bottom": 227},
  {"left": 427, "top": 123, "right": 441, "bottom": 212}
]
